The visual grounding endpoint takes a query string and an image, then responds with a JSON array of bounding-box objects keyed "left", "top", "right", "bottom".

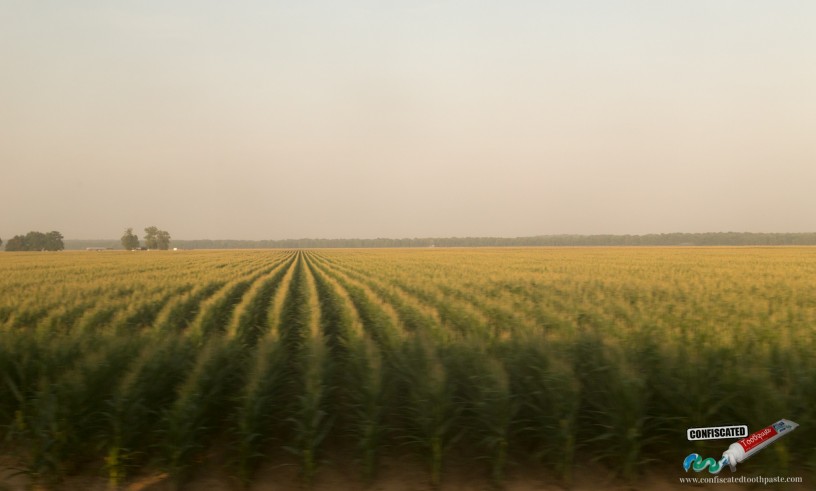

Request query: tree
[
  {"left": 143, "top": 226, "right": 171, "bottom": 250},
  {"left": 121, "top": 228, "right": 140, "bottom": 250},
  {"left": 144, "top": 226, "right": 158, "bottom": 249},
  {"left": 45, "top": 231, "right": 64, "bottom": 251},
  {"left": 156, "top": 230, "right": 171, "bottom": 250},
  {"left": 5, "top": 235, "right": 25, "bottom": 251},
  {"left": 4, "top": 231, "right": 64, "bottom": 251}
]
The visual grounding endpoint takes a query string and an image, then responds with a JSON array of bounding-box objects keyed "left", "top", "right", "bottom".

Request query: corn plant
[
  {"left": 9, "top": 334, "right": 138, "bottom": 484},
  {"left": 284, "top": 333, "right": 333, "bottom": 487},
  {"left": 396, "top": 337, "right": 461, "bottom": 488},
  {"left": 504, "top": 338, "right": 580, "bottom": 484},
  {"left": 578, "top": 346, "right": 654, "bottom": 481},
  {"left": 99, "top": 335, "right": 192, "bottom": 487},
  {"left": 230, "top": 336, "right": 287, "bottom": 486},
  {"left": 343, "top": 335, "right": 388, "bottom": 483},
  {"left": 158, "top": 338, "right": 243, "bottom": 485},
  {"left": 451, "top": 346, "right": 517, "bottom": 487}
]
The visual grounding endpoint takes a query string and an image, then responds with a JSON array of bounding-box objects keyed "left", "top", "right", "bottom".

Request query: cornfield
[{"left": 1, "top": 248, "right": 815, "bottom": 488}]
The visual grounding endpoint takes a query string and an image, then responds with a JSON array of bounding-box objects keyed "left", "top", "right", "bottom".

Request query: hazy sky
[{"left": 2, "top": 1, "right": 815, "bottom": 240}]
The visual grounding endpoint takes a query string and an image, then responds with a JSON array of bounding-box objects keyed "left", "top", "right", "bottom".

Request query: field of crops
[{"left": 1, "top": 248, "right": 815, "bottom": 489}]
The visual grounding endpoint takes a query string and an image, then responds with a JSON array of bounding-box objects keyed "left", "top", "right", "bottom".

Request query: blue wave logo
[
  {"left": 683, "top": 453, "right": 726, "bottom": 474},
  {"left": 683, "top": 453, "right": 699, "bottom": 472}
]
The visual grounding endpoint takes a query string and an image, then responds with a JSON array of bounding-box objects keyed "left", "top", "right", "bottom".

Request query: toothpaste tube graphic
[
  {"left": 684, "top": 419, "right": 798, "bottom": 474},
  {"left": 723, "top": 419, "right": 798, "bottom": 471}
]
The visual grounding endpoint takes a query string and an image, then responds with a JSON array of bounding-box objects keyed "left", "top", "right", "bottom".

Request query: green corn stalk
[
  {"left": 158, "top": 338, "right": 241, "bottom": 485},
  {"left": 284, "top": 334, "right": 333, "bottom": 488},
  {"left": 10, "top": 388, "right": 64, "bottom": 487},
  {"left": 99, "top": 335, "right": 191, "bottom": 488},
  {"left": 344, "top": 335, "right": 387, "bottom": 483},
  {"left": 505, "top": 338, "right": 579, "bottom": 484},
  {"left": 581, "top": 350, "right": 653, "bottom": 481},
  {"left": 231, "top": 336, "right": 286, "bottom": 486},
  {"left": 397, "top": 337, "right": 461, "bottom": 488},
  {"left": 8, "top": 334, "right": 137, "bottom": 485},
  {"left": 468, "top": 355, "right": 516, "bottom": 487}
]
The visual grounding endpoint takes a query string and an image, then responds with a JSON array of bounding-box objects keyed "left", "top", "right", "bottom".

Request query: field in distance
[{"left": 1, "top": 248, "right": 814, "bottom": 490}]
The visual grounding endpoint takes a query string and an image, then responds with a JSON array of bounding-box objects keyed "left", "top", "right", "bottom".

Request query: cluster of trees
[
  {"left": 4, "top": 231, "right": 65, "bottom": 251},
  {"left": 120, "top": 226, "right": 171, "bottom": 250}
]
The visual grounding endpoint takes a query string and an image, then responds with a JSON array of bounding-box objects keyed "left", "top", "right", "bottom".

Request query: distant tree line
[
  {"left": 4, "top": 231, "right": 64, "bottom": 251},
  {"left": 61, "top": 232, "right": 816, "bottom": 250},
  {"left": 175, "top": 232, "right": 816, "bottom": 248},
  {"left": 120, "top": 226, "right": 171, "bottom": 250}
]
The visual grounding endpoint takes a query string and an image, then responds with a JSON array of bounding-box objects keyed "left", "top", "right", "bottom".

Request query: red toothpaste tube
[{"left": 722, "top": 419, "right": 798, "bottom": 471}]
